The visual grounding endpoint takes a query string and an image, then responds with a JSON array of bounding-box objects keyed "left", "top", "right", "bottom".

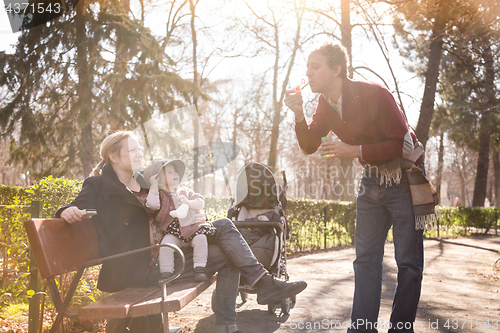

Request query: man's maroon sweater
[{"left": 295, "top": 78, "right": 423, "bottom": 166}]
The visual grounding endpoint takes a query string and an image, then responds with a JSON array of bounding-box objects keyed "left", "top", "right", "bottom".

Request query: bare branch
[
  {"left": 243, "top": 0, "right": 275, "bottom": 27},
  {"left": 354, "top": 0, "right": 408, "bottom": 120},
  {"left": 353, "top": 66, "right": 391, "bottom": 89}
]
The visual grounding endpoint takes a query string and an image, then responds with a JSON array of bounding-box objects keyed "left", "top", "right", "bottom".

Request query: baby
[{"left": 144, "top": 158, "right": 215, "bottom": 283}]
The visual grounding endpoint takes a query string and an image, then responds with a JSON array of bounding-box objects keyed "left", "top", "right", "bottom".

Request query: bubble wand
[{"left": 295, "top": 78, "right": 309, "bottom": 92}]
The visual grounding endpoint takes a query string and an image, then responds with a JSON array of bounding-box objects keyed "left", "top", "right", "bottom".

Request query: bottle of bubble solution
[
  {"left": 321, "top": 136, "right": 330, "bottom": 158},
  {"left": 321, "top": 133, "right": 339, "bottom": 158}
]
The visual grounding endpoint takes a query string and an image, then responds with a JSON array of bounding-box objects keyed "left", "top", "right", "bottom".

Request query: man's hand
[
  {"left": 318, "top": 140, "right": 361, "bottom": 159},
  {"left": 284, "top": 90, "right": 305, "bottom": 121},
  {"left": 60, "top": 206, "right": 87, "bottom": 224}
]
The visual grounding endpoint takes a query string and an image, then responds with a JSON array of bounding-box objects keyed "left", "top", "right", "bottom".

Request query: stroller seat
[
  {"left": 213, "top": 162, "right": 295, "bottom": 314},
  {"left": 237, "top": 205, "right": 280, "bottom": 271}
]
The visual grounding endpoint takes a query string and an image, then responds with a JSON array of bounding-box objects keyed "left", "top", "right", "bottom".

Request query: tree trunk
[
  {"left": 341, "top": 0, "right": 352, "bottom": 78},
  {"left": 459, "top": 173, "right": 466, "bottom": 207},
  {"left": 267, "top": 3, "right": 304, "bottom": 171},
  {"left": 81, "top": 123, "right": 94, "bottom": 178},
  {"left": 189, "top": 0, "right": 200, "bottom": 191},
  {"left": 434, "top": 132, "right": 445, "bottom": 204},
  {"left": 472, "top": 37, "right": 495, "bottom": 206},
  {"left": 110, "top": 0, "right": 131, "bottom": 130},
  {"left": 76, "top": 0, "right": 94, "bottom": 177},
  {"left": 493, "top": 150, "right": 500, "bottom": 207},
  {"left": 414, "top": 0, "right": 449, "bottom": 148},
  {"left": 267, "top": 24, "right": 281, "bottom": 171},
  {"left": 339, "top": 0, "right": 355, "bottom": 201}
]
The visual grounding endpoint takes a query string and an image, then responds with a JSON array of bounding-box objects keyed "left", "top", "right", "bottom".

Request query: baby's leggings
[{"left": 159, "top": 233, "right": 208, "bottom": 273}]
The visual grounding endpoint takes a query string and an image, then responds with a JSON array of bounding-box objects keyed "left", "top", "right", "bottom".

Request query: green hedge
[
  {"left": 286, "top": 198, "right": 356, "bottom": 252},
  {"left": 205, "top": 197, "right": 357, "bottom": 253},
  {"left": 1, "top": 178, "right": 499, "bottom": 312},
  {"left": 0, "top": 177, "right": 81, "bottom": 311},
  {"left": 425, "top": 206, "right": 500, "bottom": 238},
  {"left": 204, "top": 196, "right": 231, "bottom": 221}
]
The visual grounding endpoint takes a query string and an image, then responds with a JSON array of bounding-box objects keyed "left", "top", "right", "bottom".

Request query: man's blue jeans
[{"left": 348, "top": 170, "right": 424, "bottom": 333}]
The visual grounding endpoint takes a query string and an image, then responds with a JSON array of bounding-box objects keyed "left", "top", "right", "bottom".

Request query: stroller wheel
[
  {"left": 281, "top": 297, "right": 291, "bottom": 315},
  {"left": 267, "top": 301, "right": 278, "bottom": 314},
  {"left": 290, "top": 294, "right": 296, "bottom": 309},
  {"left": 240, "top": 291, "right": 248, "bottom": 303},
  {"left": 211, "top": 288, "right": 216, "bottom": 312}
]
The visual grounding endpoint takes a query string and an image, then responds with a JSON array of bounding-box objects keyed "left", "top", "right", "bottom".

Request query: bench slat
[
  {"left": 25, "top": 219, "right": 100, "bottom": 278},
  {"left": 79, "top": 277, "right": 215, "bottom": 320},
  {"left": 24, "top": 217, "right": 217, "bottom": 331}
]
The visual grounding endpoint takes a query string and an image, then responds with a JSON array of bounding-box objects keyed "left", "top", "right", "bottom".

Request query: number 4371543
[{"left": 5, "top": 2, "right": 62, "bottom": 14}]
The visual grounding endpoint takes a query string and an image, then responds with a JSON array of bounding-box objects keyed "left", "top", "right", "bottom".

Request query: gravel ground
[{"left": 169, "top": 235, "right": 500, "bottom": 333}]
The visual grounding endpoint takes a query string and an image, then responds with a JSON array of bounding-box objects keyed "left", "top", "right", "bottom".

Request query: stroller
[{"left": 212, "top": 162, "right": 294, "bottom": 314}]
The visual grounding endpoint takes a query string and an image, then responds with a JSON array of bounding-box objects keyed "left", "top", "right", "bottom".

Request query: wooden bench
[{"left": 24, "top": 218, "right": 216, "bottom": 333}]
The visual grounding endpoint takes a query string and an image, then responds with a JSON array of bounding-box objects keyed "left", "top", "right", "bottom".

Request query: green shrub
[
  {"left": 425, "top": 206, "right": 499, "bottom": 238},
  {"left": 0, "top": 177, "right": 81, "bottom": 311},
  {"left": 2, "top": 177, "right": 498, "bottom": 316},
  {"left": 204, "top": 196, "right": 231, "bottom": 221},
  {"left": 286, "top": 198, "right": 356, "bottom": 252},
  {"left": 205, "top": 196, "right": 357, "bottom": 253}
]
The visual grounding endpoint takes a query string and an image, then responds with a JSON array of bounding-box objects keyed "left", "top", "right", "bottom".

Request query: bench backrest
[{"left": 25, "top": 218, "right": 101, "bottom": 279}]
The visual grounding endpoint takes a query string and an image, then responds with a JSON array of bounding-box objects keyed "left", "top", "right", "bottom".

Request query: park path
[{"left": 170, "top": 236, "right": 500, "bottom": 332}]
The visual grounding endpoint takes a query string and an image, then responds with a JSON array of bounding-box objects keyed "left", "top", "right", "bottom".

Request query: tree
[
  {"left": 393, "top": 0, "right": 499, "bottom": 206},
  {"left": 471, "top": 33, "right": 496, "bottom": 207},
  {"left": 238, "top": 0, "right": 309, "bottom": 171},
  {"left": 437, "top": 0, "right": 499, "bottom": 206},
  {"left": 76, "top": 0, "right": 95, "bottom": 177},
  {"left": 427, "top": 104, "right": 449, "bottom": 203},
  {"left": 413, "top": 0, "right": 451, "bottom": 148},
  {"left": 444, "top": 142, "right": 478, "bottom": 206},
  {"left": 392, "top": 0, "right": 471, "bottom": 148},
  {"left": 0, "top": 0, "right": 190, "bottom": 180}
]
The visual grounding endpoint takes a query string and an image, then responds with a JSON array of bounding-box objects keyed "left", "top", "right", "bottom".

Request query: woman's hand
[
  {"left": 60, "top": 206, "right": 84, "bottom": 224},
  {"left": 318, "top": 140, "right": 361, "bottom": 159}
]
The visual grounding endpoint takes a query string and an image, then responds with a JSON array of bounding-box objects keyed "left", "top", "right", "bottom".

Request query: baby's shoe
[
  {"left": 158, "top": 272, "right": 175, "bottom": 286},
  {"left": 194, "top": 267, "right": 208, "bottom": 282}
]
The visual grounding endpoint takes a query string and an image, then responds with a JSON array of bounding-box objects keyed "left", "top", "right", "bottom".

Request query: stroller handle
[{"left": 281, "top": 171, "right": 288, "bottom": 193}]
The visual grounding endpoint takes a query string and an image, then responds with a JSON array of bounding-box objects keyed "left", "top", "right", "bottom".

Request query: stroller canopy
[{"left": 234, "top": 162, "right": 284, "bottom": 210}]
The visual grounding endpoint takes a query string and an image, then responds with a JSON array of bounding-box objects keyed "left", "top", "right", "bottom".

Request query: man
[{"left": 284, "top": 42, "right": 424, "bottom": 333}]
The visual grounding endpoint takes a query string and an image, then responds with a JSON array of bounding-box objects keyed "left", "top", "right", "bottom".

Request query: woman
[{"left": 57, "top": 131, "right": 306, "bottom": 333}]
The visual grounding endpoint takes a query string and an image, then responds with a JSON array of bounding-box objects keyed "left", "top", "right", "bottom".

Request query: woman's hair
[
  {"left": 90, "top": 131, "right": 137, "bottom": 176},
  {"left": 313, "top": 42, "right": 350, "bottom": 78}
]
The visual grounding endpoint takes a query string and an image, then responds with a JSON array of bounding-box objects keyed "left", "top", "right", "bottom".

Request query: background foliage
[{"left": 1, "top": 177, "right": 498, "bottom": 317}]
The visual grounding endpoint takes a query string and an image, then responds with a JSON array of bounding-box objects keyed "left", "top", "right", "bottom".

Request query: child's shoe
[
  {"left": 194, "top": 267, "right": 208, "bottom": 282},
  {"left": 158, "top": 272, "right": 175, "bottom": 286}
]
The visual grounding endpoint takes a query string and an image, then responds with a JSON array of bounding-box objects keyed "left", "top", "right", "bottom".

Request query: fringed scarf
[
  {"left": 406, "top": 166, "right": 439, "bottom": 230},
  {"left": 376, "top": 142, "right": 439, "bottom": 230}
]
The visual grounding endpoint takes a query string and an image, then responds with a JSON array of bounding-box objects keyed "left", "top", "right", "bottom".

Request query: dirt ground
[{"left": 169, "top": 235, "right": 500, "bottom": 333}]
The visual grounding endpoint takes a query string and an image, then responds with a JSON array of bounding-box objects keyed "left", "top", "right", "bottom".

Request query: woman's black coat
[{"left": 56, "top": 164, "right": 151, "bottom": 292}]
